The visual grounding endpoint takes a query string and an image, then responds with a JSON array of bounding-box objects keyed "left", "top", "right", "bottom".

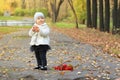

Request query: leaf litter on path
[{"left": 0, "top": 29, "right": 119, "bottom": 80}]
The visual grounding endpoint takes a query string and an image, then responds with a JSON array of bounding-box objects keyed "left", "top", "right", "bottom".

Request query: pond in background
[{"left": 0, "top": 20, "right": 34, "bottom": 26}]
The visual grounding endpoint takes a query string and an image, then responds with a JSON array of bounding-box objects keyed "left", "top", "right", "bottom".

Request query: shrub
[
  {"left": 14, "top": 8, "right": 25, "bottom": 16},
  {"left": 0, "top": 11, "right": 3, "bottom": 16},
  {"left": 14, "top": 8, "right": 48, "bottom": 17},
  {"left": 35, "top": 8, "right": 48, "bottom": 17}
]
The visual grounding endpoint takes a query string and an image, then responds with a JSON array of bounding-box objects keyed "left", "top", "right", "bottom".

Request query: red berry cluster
[{"left": 53, "top": 64, "right": 73, "bottom": 71}]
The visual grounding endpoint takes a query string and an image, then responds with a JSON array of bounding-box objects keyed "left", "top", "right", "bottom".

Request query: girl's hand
[{"left": 32, "top": 26, "right": 39, "bottom": 32}]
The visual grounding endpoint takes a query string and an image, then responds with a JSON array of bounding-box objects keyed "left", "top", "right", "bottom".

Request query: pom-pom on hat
[{"left": 34, "top": 12, "right": 45, "bottom": 22}]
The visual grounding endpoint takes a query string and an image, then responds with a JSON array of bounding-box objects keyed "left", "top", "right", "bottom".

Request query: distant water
[{"left": 0, "top": 20, "right": 34, "bottom": 26}]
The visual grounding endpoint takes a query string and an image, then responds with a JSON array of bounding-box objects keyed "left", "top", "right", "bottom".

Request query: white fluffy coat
[{"left": 29, "top": 23, "right": 50, "bottom": 46}]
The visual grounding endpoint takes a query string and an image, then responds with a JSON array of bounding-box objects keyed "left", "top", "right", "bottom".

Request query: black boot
[
  {"left": 34, "top": 66, "right": 40, "bottom": 69},
  {"left": 40, "top": 66, "right": 47, "bottom": 70},
  {"left": 34, "top": 65, "right": 41, "bottom": 69}
]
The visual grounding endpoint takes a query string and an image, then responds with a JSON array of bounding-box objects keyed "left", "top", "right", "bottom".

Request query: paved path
[{"left": 0, "top": 29, "right": 120, "bottom": 80}]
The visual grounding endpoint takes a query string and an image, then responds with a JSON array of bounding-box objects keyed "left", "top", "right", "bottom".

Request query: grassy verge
[
  {"left": 0, "top": 26, "right": 30, "bottom": 38},
  {"left": 0, "top": 16, "right": 33, "bottom": 20},
  {"left": 51, "top": 21, "right": 86, "bottom": 28},
  {"left": 0, "top": 16, "right": 26, "bottom": 20},
  {"left": 52, "top": 22, "right": 120, "bottom": 58}
]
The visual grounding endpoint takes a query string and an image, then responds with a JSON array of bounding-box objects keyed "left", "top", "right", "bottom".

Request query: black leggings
[{"left": 35, "top": 50, "right": 47, "bottom": 67}]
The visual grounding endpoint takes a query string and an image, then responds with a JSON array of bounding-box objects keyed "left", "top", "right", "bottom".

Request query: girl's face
[{"left": 36, "top": 16, "right": 45, "bottom": 25}]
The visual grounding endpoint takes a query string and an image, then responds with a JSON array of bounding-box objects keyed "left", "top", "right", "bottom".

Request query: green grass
[
  {"left": 0, "top": 26, "right": 30, "bottom": 34},
  {"left": 55, "top": 22, "right": 75, "bottom": 28},
  {"left": 51, "top": 22, "right": 86, "bottom": 28},
  {"left": 111, "top": 48, "right": 120, "bottom": 54},
  {"left": 0, "top": 16, "right": 24, "bottom": 20},
  {"left": 0, "top": 27, "right": 18, "bottom": 34}
]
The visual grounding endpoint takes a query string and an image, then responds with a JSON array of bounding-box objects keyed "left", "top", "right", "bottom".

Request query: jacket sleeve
[
  {"left": 29, "top": 28, "right": 35, "bottom": 36},
  {"left": 39, "top": 25, "right": 50, "bottom": 37}
]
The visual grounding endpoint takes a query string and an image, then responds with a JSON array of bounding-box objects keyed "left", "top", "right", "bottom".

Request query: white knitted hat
[{"left": 34, "top": 12, "right": 45, "bottom": 21}]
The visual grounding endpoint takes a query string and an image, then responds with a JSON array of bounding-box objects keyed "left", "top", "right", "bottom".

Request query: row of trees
[
  {"left": 86, "top": 0, "right": 120, "bottom": 34},
  {"left": 50, "top": 0, "right": 79, "bottom": 28},
  {"left": 112, "top": 0, "right": 120, "bottom": 34},
  {"left": 50, "top": 0, "right": 120, "bottom": 34},
  {"left": 0, "top": 0, "right": 119, "bottom": 34},
  {"left": 23, "top": 0, "right": 120, "bottom": 33},
  {"left": 0, "top": 0, "right": 85, "bottom": 28}
]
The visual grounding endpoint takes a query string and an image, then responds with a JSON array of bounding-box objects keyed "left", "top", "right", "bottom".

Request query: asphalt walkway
[{"left": 0, "top": 29, "right": 120, "bottom": 80}]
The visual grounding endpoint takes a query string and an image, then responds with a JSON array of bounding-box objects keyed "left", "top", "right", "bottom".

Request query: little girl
[{"left": 29, "top": 12, "right": 50, "bottom": 70}]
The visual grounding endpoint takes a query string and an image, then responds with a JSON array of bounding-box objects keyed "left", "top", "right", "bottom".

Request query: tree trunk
[
  {"left": 33, "top": 0, "right": 36, "bottom": 9},
  {"left": 117, "top": 1, "right": 120, "bottom": 28},
  {"left": 55, "top": 0, "right": 64, "bottom": 22},
  {"left": 99, "top": 0, "right": 104, "bottom": 31},
  {"left": 50, "top": 0, "right": 56, "bottom": 22},
  {"left": 112, "top": 0, "right": 118, "bottom": 33},
  {"left": 104, "top": 0, "right": 110, "bottom": 32},
  {"left": 86, "top": 0, "right": 92, "bottom": 28},
  {"left": 21, "top": 0, "right": 26, "bottom": 9},
  {"left": 68, "top": 0, "right": 78, "bottom": 28},
  {"left": 92, "top": 0, "right": 97, "bottom": 29},
  {"left": 50, "top": 0, "right": 64, "bottom": 23}
]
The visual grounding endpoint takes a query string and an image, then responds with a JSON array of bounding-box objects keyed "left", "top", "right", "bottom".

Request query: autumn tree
[
  {"left": 99, "top": 0, "right": 104, "bottom": 31},
  {"left": 21, "top": 0, "right": 26, "bottom": 9},
  {"left": 86, "top": 0, "right": 92, "bottom": 28},
  {"left": 117, "top": 1, "right": 120, "bottom": 31},
  {"left": 112, "top": 0, "right": 118, "bottom": 33},
  {"left": 33, "top": 0, "right": 36, "bottom": 9},
  {"left": 11, "top": 1, "right": 18, "bottom": 8},
  {"left": 104, "top": 0, "right": 110, "bottom": 32},
  {"left": 68, "top": 0, "right": 78, "bottom": 28},
  {"left": 73, "top": 0, "right": 86, "bottom": 24},
  {"left": 92, "top": 0, "right": 97, "bottom": 29},
  {"left": 50, "top": 0, "right": 64, "bottom": 22},
  {"left": 112, "top": 0, "right": 120, "bottom": 34}
]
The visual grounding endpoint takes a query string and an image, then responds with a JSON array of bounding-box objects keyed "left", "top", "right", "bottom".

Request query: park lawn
[
  {"left": 52, "top": 22, "right": 120, "bottom": 58},
  {"left": 0, "top": 16, "right": 24, "bottom": 20},
  {"left": 0, "top": 26, "right": 30, "bottom": 38},
  {"left": 52, "top": 21, "right": 86, "bottom": 28}
]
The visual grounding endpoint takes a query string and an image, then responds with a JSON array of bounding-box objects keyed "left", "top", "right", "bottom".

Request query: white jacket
[{"left": 29, "top": 23, "right": 50, "bottom": 46}]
